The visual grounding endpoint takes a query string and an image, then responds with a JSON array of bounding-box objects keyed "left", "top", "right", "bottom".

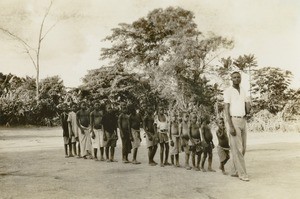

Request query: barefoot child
[
  {"left": 76, "top": 102, "right": 92, "bottom": 159},
  {"left": 118, "top": 104, "right": 132, "bottom": 163},
  {"left": 154, "top": 107, "right": 171, "bottom": 167},
  {"left": 200, "top": 115, "right": 216, "bottom": 172},
  {"left": 102, "top": 104, "right": 118, "bottom": 162},
  {"left": 216, "top": 117, "right": 230, "bottom": 174},
  {"left": 61, "top": 103, "right": 73, "bottom": 158},
  {"left": 143, "top": 108, "right": 158, "bottom": 166},
  {"left": 169, "top": 111, "right": 181, "bottom": 167},
  {"left": 90, "top": 102, "right": 105, "bottom": 161},
  {"left": 180, "top": 112, "right": 191, "bottom": 170},
  {"left": 188, "top": 113, "right": 202, "bottom": 171},
  {"left": 68, "top": 103, "right": 80, "bottom": 157},
  {"left": 129, "top": 106, "right": 143, "bottom": 164}
]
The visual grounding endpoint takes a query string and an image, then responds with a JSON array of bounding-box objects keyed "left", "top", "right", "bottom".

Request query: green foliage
[
  {"left": 251, "top": 67, "right": 292, "bottom": 114},
  {"left": 0, "top": 73, "right": 66, "bottom": 125}
]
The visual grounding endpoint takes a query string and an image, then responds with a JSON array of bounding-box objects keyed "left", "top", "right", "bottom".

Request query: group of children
[{"left": 61, "top": 101, "right": 230, "bottom": 174}]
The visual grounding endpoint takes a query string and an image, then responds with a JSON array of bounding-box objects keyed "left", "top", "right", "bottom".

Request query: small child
[
  {"left": 61, "top": 103, "right": 73, "bottom": 158},
  {"left": 216, "top": 117, "right": 230, "bottom": 174},
  {"left": 200, "top": 114, "right": 215, "bottom": 172},
  {"left": 169, "top": 111, "right": 180, "bottom": 167}
]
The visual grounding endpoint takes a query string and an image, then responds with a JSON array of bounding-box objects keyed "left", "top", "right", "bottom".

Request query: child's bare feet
[
  {"left": 201, "top": 167, "right": 206, "bottom": 172},
  {"left": 132, "top": 160, "right": 141, "bottom": 164},
  {"left": 164, "top": 162, "right": 172, "bottom": 166},
  {"left": 208, "top": 168, "right": 216, "bottom": 172}
]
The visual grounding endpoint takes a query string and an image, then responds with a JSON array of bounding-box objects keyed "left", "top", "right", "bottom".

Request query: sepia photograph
[{"left": 1, "top": 0, "right": 300, "bottom": 198}]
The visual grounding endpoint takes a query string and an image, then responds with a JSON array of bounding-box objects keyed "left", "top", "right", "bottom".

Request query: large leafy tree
[
  {"left": 251, "top": 67, "right": 292, "bottom": 114},
  {"left": 79, "top": 66, "right": 161, "bottom": 113},
  {"left": 101, "top": 7, "right": 233, "bottom": 113}
]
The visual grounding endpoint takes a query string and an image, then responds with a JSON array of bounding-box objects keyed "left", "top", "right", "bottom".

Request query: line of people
[{"left": 61, "top": 101, "right": 231, "bottom": 174}]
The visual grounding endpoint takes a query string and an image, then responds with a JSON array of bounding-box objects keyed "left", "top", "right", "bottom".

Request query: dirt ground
[{"left": 0, "top": 127, "right": 300, "bottom": 199}]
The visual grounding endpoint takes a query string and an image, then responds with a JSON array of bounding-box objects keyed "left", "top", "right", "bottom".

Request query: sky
[{"left": 0, "top": 0, "right": 299, "bottom": 89}]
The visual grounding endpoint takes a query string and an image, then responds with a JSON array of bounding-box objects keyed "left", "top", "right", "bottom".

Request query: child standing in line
[
  {"left": 143, "top": 108, "right": 158, "bottom": 166},
  {"left": 169, "top": 111, "right": 180, "bottom": 167},
  {"left": 68, "top": 103, "right": 80, "bottom": 157},
  {"left": 180, "top": 112, "right": 192, "bottom": 170},
  {"left": 61, "top": 103, "right": 73, "bottom": 158},
  {"left": 216, "top": 117, "right": 230, "bottom": 174},
  {"left": 200, "top": 115, "right": 216, "bottom": 172},
  {"left": 129, "top": 106, "right": 143, "bottom": 164},
  {"left": 188, "top": 113, "right": 202, "bottom": 171},
  {"left": 118, "top": 103, "right": 132, "bottom": 163}
]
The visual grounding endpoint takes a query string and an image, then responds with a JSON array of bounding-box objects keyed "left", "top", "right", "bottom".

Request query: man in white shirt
[{"left": 224, "top": 71, "right": 251, "bottom": 182}]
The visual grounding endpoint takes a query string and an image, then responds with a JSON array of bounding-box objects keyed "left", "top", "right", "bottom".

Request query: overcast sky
[{"left": 0, "top": 0, "right": 299, "bottom": 88}]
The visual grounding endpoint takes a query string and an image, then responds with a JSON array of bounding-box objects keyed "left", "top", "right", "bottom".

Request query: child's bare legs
[
  {"left": 93, "top": 148, "right": 98, "bottom": 160},
  {"left": 201, "top": 152, "right": 207, "bottom": 172},
  {"left": 207, "top": 151, "right": 215, "bottom": 172},
  {"left": 110, "top": 147, "right": 116, "bottom": 162},
  {"left": 175, "top": 154, "right": 180, "bottom": 167},
  {"left": 196, "top": 152, "right": 201, "bottom": 169},
  {"left": 73, "top": 143, "right": 77, "bottom": 156},
  {"left": 192, "top": 152, "right": 200, "bottom": 171},
  {"left": 148, "top": 146, "right": 156, "bottom": 165},
  {"left": 100, "top": 147, "right": 105, "bottom": 161},
  {"left": 160, "top": 143, "right": 165, "bottom": 167},
  {"left": 105, "top": 147, "right": 110, "bottom": 161},
  {"left": 132, "top": 148, "right": 141, "bottom": 164},
  {"left": 220, "top": 157, "right": 229, "bottom": 174},
  {"left": 171, "top": 155, "right": 174, "bottom": 165},
  {"left": 64, "top": 144, "right": 68, "bottom": 158},
  {"left": 185, "top": 152, "right": 191, "bottom": 170},
  {"left": 164, "top": 143, "right": 171, "bottom": 165},
  {"left": 68, "top": 144, "right": 74, "bottom": 157},
  {"left": 77, "top": 143, "right": 81, "bottom": 158}
]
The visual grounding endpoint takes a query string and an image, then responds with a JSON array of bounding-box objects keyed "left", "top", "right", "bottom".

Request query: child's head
[
  {"left": 71, "top": 103, "right": 78, "bottom": 112},
  {"left": 190, "top": 112, "right": 197, "bottom": 123},
  {"left": 202, "top": 114, "right": 210, "bottom": 125},
  {"left": 170, "top": 111, "right": 178, "bottom": 122},
  {"left": 183, "top": 112, "right": 189, "bottom": 122},
  {"left": 217, "top": 117, "right": 225, "bottom": 128},
  {"left": 94, "top": 102, "right": 100, "bottom": 110}
]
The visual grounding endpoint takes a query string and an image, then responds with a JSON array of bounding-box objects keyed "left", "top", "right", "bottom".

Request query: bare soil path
[{"left": 1, "top": 127, "right": 300, "bottom": 199}]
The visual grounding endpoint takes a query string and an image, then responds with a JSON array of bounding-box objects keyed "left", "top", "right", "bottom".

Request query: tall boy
[
  {"left": 169, "top": 111, "right": 180, "bottom": 167},
  {"left": 102, "top": 104, "right": 118, "bottom": 162},
  {"left": 90, "top": 102, "right": 105, "bottom": 161},
  {"left": 143, "top": 108, "right": 158, "bottom": 166},
  {"left": 76, "top": 101, "right": 92, "bottom": 159},
  {"left": 180, "top": 112, "right": 191, "bottom": 170},
  {"left": 118, "top": 103, "right": 132, "bottom": 163},
  {"left": 61, "top": 103, "right": 73, "bottom": 158},
  {"left": 68, "top": 103, "right": 80, "bottom": 157},
  {"left": 188, "top": 113, "right": 202, "bottom": 171},
  {"left": 154, "top": 107, "right": 171, "bottom": 167},
  {"left": 200, "top": 115, "right": 215, "bottom": 172},
  {"left": 129, "top": 106, "right": 142, "bottom": 164}
]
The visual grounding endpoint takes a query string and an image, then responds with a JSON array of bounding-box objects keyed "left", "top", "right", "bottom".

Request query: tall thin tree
[{"left": 0, "top": 1, "right": 57, "bottom": 101}]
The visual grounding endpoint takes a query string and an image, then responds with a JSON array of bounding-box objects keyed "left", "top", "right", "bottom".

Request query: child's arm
[
  {"left": 188, "top": 123, "right": 195, "bottom": 145},
  {"left": 118, "top": 114, "right": 124, "bottom": 139},
  {"left": 169, "top": 122, "right": 174, "bottom": 146},
  {"left": 90, "top": 112, "right": 95, "bottom": 139}
]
